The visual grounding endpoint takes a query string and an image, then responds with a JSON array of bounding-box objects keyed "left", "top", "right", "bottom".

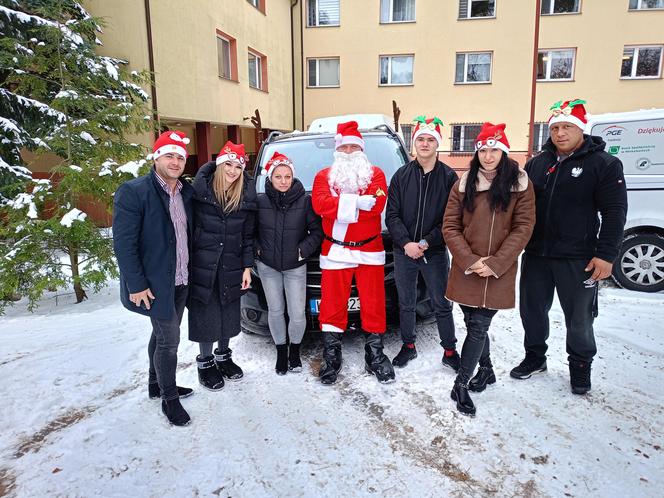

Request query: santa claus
[{"left": 312, "top": 121, "right": 395, "bottom": 385}]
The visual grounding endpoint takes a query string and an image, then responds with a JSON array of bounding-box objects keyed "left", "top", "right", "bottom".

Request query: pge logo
[{"left": 601, "top": 125, "right": 627, "bottom": 137}]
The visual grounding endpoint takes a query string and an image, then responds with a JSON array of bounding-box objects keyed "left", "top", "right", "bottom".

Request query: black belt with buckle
[{"left": 324, "top": 234, "right": 378, "bottom": 248}]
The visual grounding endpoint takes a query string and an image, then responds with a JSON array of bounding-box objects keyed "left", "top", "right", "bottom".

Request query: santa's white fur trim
[
  {"left": 153, "top": 144, "right": 187, "bottom": 160},
  {"left": 320, "top": 248, "right": 385, "bottom": 268},
  {"left": 335, "top": 134, "right": 365, "bottom": 150},
  {"left": 548, "top": 113, "right": 586, "bottom": 132}
]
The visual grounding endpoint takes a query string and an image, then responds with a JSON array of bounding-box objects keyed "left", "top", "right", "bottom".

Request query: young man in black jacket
[
  {"left": 386, "top": 117, "right": 459, "bottom": 370},
  {"left": 511, "top": 99, "right": 628, "bottom": 395}
]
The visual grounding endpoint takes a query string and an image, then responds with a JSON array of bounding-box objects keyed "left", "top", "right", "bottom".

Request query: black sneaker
[
  {"left": 441, "top": 349, "right": 461, "bottom": 372},
  {"left": 569, "top": 359, "right": 591, "bottom": 395},
  {"left": 510, "top": 355, "right": 547, "bottom": 379},
  {"left": 392, "top": 344, "right": 417, "bottom": 368},
  {"left": 148, "top": 383, "right": 194, "bottom": 400},
  {"left": 161, "top": 398, "right": 191, "bottom": 426}
]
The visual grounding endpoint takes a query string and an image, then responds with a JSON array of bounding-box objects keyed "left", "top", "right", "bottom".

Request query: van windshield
[{"left": 254, "top": 134, "right": 409, "bottom": 193}]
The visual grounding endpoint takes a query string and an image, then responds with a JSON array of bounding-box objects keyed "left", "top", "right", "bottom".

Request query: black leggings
[{"left": 457, "top": 305, "right": 498, "bottom": 384}]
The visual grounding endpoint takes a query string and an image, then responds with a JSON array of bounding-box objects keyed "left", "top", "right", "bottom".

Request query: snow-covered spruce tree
[{"left": 0, "top": 0, "right": 153, "bottom": 310}]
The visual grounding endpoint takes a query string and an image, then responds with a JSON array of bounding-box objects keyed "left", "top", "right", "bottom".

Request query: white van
[{"left": 586, "top": 109, "right": 664, "bottom": 292}]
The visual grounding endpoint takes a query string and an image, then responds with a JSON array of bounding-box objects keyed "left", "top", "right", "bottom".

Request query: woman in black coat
[
  {"left": 256, "top": 152, "right": 323, "bottom": 374},
  {"left": 188, "top": 141, "right": 257, "bottom": 391}
]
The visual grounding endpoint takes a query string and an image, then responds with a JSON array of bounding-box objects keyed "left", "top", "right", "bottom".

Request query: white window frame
[
  {"left": 380, "top": 0, "right": 416, "bottom": 23},
  {"left": 537, "top": 48, "right": 576, "bottom": 81},
  {"left": 248, "top": 51, "right": 263, "bottom": 90},
  {"left": 307, "top": 0, "right": 341, "bottom": 27},
  {"left": 629, "top": 0, "right": 664, "bottom": 10},
  {"left": 621, "top": 45, "right": 663, "bottom": 79},
  {"left": 463, "top": 0, "right": 496, "bottom": 19},
  {"left": 455, "top": 51, "right": 493, "bottom": 84},
  {"left": 401, "top": 123, "right": 413, "bottom": 152},
  {"left": 307, "top": 57, "right": 340, "bottom": 88},
  {"left": 541, "top": 0, "right": 581, "bottom": 15},
  {"left": 379, "top": 54, "right": 414, "bottom": 86},
  {"left": 451, "top": 124, "right": 483, "bottom": 152},
  {"left": 216, "top": 35, "right": 232, "bottom": 80}
]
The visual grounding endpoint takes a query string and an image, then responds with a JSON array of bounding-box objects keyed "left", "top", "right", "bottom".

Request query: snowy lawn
[{"left": 0, "top": 281, "right": 662, "bottom": 497}]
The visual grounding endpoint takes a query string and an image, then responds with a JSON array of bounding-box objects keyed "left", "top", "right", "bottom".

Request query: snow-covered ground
[{"left": 1, "top": 281, "right": 662, "bottom": 497}]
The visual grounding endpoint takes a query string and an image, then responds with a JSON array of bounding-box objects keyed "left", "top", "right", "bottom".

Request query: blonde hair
[{"left": 213, "top": 162, "right": 244, "bottom": 213}]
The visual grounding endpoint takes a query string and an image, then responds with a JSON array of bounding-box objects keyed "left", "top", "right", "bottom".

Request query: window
[
  {"left": 308, "top": 58, "right": 340, "bottom": 87},
  {"left": 379, "top": 55, "right": 414, "bottom": 85},
  {"left": 541, "top": 0, "right": 580, "bottom": 14},
  {"left": 451, "top": 124, "right": 482, "bottom": 152},
  {"left": 307, "top": 0, "right": 340, "bottom": 26},
  {"left": 531, "top": 123, "right": 551, "bottom": 152},
  {"left": 247, "top": 0, "right": 266, "bottom": 14},
  {"left": 537, "top": 49, "right": 575, "bottom": 80},
  {"left": 621, "top": 46, "right": 663, "bottom": 78},
  {"left": 380, "top": 0, "right": 416, "bottom": 22},
  {"left": 459, "top": 0, "right": 495, "bottom": 19},
  {"left": 455, "top": 52, "right": 492, "bottom": 83},
  {"left": 216, "top": 30, "right": 237, "bottom": 81},
  {"left": 248, "top": 49, "right": 268, "bottom": 91},
  {"left": 401, "top": 124, "right": 413, "bottom": 152},
  {"left": 629, "top": 0, "right": 664, "bottom": 10}
]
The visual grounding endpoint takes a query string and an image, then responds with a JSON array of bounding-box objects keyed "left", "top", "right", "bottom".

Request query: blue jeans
[
  {"left": 147, "top": 285, "right": 188, "bottom": 401},
  {"left": 257, "top": 260, "right": 307, "bottom": 345},
  {"left": 394, "top": 250, "right": 456, "bottom": 349}
]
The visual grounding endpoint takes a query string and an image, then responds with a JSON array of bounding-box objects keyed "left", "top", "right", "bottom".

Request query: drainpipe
[
  {"left": 144, "top": 0, "right": 159, "bottom": 138},
  {"left": 290, "top": 0, "right": 299, "bottom": 131},
  {"left": 527, "top": 0, "right": 542, "bottom": 158}
]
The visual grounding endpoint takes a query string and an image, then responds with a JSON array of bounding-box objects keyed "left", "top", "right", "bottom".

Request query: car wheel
[{"left": 612, "top": 233, "right": 664, "bottom": 293}]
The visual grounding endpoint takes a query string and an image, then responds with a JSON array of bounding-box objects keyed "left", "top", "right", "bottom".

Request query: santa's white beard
[{"left": 328, "top": 151, "right": 374, "bottom": 194}]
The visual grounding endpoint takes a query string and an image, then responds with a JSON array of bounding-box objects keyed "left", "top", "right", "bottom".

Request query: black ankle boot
[
  {"left": 451, "top": 381, "right": 476, "bottom": 417},
  {"left": 364, "top": 333, "right": 396, "bottom": 384},
  {"left": 275, "top": 344, "right": 288, "bottom": 375},
  {"left": 288, "top": 343, "right": 302, "bottom": 372},
  {"left": 468, "top": 358, "right": 496, "bottom": 393},
  {"left": 197, "top": 355, "right": 225, "bottom": 391},
  {"left": 148, "top": 383, "right": 194, "bottom": 400},
  {"left": 161, "top": 398, "right": 191, "bottom": 426},
  {"left": 214, "top": 347, "right": 244, "bottom": 380},
  {"left": 319, "top": 332, "right": 342, "bottom": 385}
]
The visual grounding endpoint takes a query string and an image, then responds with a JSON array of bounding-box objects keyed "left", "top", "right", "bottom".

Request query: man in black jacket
[
  {"left": 511, "top": 99, "right": 627, "bottom": 395},
  {"left": 113, "top": 131, "right": 194, "bottom": 426},
  {"left": 386, "top": 117, "right": 459, "bottom": 369}
]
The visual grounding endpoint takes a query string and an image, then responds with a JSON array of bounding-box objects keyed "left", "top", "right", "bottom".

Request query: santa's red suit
[{"left": 311, "top": 165, "right": 388, "bottom": 334}]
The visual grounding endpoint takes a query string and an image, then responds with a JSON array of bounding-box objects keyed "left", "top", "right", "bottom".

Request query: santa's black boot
[
  {"left": 319, "top": 332, "right": 342, "bottom": 385},
  {"left": 214, "top": 347, "right": 244, "bottom": 381},
  {"left": 197, "top": 355, "right": 225, "bottom": 391},
  {"left": 364, "top": 333, "right": 396, "bottom": 384}
]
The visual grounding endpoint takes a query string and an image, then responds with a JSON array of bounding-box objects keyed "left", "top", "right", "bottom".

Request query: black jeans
[
  {"left": 394, "top": 250, "right": 456, "bottom": 349},
  {"left": 148, "top": 285, "right": 188, "bottom": 401},
  {"left": 457, "top": 305, "right": 498, "bottom": 384},
  {"left": 519, "top": 254, "right": 598, "bottom": 362}
]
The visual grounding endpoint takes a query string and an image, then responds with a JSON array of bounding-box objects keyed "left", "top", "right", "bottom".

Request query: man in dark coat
[
  {"left": 511, "top": 99, "right": 628, "bottom": 395},
  {"left": 386, "top": 116, "right": 459, "bottom": 370},
  {"left": 113, "top": 131, "right": 194, "bottom": 426}
]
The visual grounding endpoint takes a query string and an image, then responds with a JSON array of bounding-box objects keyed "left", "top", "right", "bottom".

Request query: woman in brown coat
[{"left": 443, "top": 122, "right": 535, "bottom": 416}]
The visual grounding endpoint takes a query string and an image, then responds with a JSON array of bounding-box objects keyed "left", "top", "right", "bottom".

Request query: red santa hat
[
  {"left": 335, "top": 121, "right": 365, "bottom": 150},
  {"left": 412, "top": 116, "right": 443, "bottom": 145},
  {"left": 152, "top": 131, "right": 190, "bottom": 160},
  {"left": 261, "top": 151, "right": 295, "bottom": 179},
  {"left": 216, "top": 141, "right": 247, "bottom": 168},
  {"left": 475, "top": 122, "right": 510, "bottom": 154},
  {"left": 548, "top": 99, "right": 588, "bottom": 131}
]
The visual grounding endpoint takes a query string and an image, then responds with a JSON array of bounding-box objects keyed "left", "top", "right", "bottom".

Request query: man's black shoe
[
  {"left": 148, "top": 383, "right": 194, "bottom": 400},
  {"left": 569, "top": 359, "right": 591, "bottom": 395},
  {"left": 392, "top": 344, "right": 417, "bottom": 368},
  {"left": 161, "top": 398, "right": 191, "bottom": 426},
  {"left": 441, "top": 349, "right": 461, "bottom": 372},
  {"left": 451, "top": 382, "right": 476, "bottom": 417},
  {"left": 510, "top": 355, "right": 547, "bottom": 379}
]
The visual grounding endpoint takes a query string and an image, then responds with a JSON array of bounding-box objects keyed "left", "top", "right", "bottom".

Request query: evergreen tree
[{"left": 0, "top": 0, "right": 153, "bottom": 311}]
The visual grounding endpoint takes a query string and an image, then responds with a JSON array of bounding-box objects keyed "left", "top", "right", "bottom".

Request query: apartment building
[
  {"left": 87, "top": 0, "right": 298, "bottom": 173},
  {"left": 300, "top": 0, "right": 664, "bottom": 166}
]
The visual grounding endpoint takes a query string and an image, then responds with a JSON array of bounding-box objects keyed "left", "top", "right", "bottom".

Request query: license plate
[{"left": 309, "top": 297, "right": 360, "bottom": 314}]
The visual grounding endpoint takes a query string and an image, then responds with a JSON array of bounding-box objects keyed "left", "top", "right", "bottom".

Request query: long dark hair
[{"left": 462, "top": 152, "right": 520, "bottom": 213}]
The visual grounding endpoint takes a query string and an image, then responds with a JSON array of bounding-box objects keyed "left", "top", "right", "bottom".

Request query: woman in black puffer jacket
[
  {"left": 188, "top": 141, "right": 257, "bottom": 391},
  {"left": 256, "top": 152, "right": 323, "bottom": 374}
]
